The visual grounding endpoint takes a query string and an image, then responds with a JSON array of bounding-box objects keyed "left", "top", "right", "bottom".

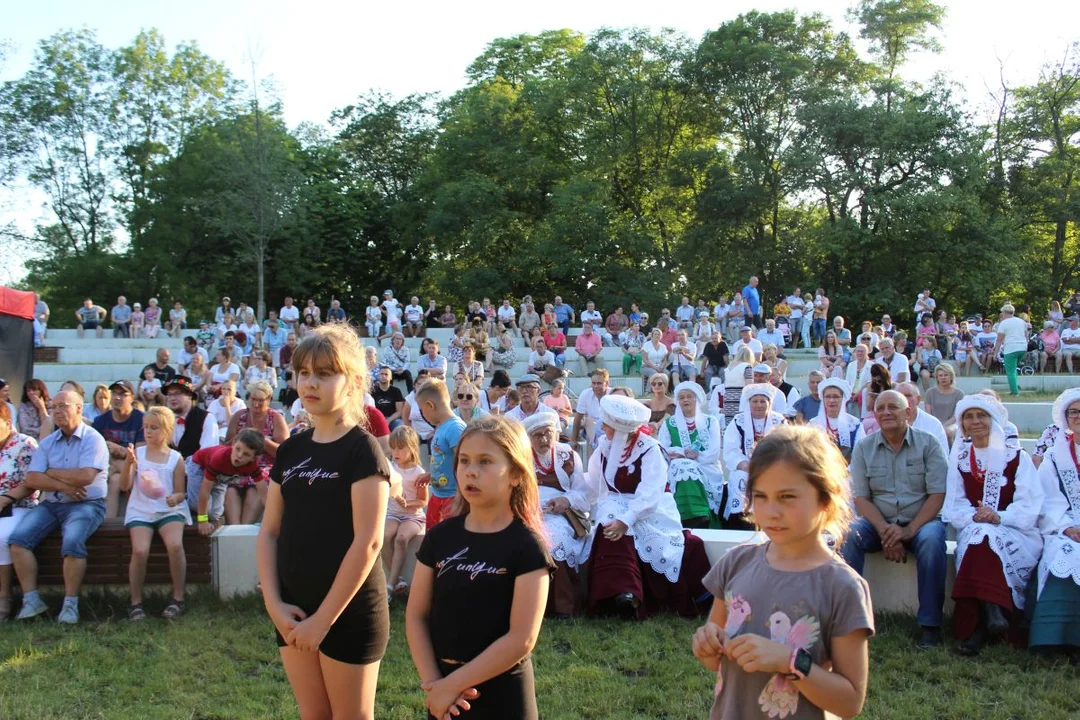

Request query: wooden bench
[{"left": 35, "top": 519, "right": 212, "bottom": 586}]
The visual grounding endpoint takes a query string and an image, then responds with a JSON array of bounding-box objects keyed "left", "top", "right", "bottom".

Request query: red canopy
[{"left": 0, "top": 287, "right": 34, "bottom": 321}]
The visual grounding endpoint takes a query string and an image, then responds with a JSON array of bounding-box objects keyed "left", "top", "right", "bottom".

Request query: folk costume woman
[
  {"left": 943, "top": 394, "right": 1043, "bottom": 656},
  {"left": 586, "top": 395, "right": 710, "bottom": 619},
  {"left": 523, "top": 412, "right": 597, "bottom": 617},
  {"left": 1027, "top": 388, "right": 1080, "bottom": 658},
  {"left": 809, "top": 378, "right": 860, "bottom": 461},
  {"left": 723, "top": 384, "right": 786, "bottom": 530},
  {"left": 657, "top": 382, "right": 724, "bottom": 528}
]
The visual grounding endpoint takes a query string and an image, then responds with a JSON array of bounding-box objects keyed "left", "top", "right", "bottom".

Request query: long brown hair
[
  {"left": 450, "top": 416, "right": 545, "bottom": 537},
  {"left": 746, "top": 425, "right": 853, "bottom": 543},
  {"left": 290, "top": 322, "right": 370, "bottom": 429}
]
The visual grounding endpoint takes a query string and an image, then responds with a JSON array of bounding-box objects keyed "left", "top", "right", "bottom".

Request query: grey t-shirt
[{"left": 702, "top": 543, "right": 875, "bottom": 720}]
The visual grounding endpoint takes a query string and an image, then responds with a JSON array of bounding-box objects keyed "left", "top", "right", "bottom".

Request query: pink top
[
  {"left": 1042, "top": 330, "right": 1060, "bottom": 354},
  {"left": 575, "top": 331, "right": 602, "bottom": 356},
  {"left": 388, "top": 463, "right": 426, "bottom": 519},
  {"left": 543, "top": 393, "right": 573, "bottom": 419}
]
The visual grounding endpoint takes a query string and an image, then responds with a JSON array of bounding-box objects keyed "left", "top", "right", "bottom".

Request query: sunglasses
[{"left": 457, "top": 394, "right": 474, "bottom": 400}]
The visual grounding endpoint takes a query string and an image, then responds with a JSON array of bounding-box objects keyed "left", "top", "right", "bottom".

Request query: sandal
[
  {"left": 161, "top": 599, "right": 185, "bottom": 619},
  {"left": 128, "top": 604, "right": 146, "bottom": 621}
]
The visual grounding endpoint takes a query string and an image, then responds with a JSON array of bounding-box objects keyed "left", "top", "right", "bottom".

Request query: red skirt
[
  {"left": 588, "top": 529, "right": 710, "bottom": 618},
  {"left": 952, "top": 539, "right": 1024, "bottom": 644}
]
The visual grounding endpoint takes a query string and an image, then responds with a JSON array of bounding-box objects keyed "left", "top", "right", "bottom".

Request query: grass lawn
[{"left": 0, "top": 589, "right": 1077, "bottom": 719}]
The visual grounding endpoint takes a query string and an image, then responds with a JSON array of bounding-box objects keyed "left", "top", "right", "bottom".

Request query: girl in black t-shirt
[
  {"left": 406, "top": 416, "right": 553, "bottom": 720},
  {"left": 257, "top": 324, "right": 391, "bottom": 719}
]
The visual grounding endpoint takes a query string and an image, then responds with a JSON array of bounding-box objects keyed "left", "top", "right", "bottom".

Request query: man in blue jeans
[
  {"left": 10, "top": 390, "right": 109, "bottom": 624},
  {"left": 552, "top": 296, "right": 575, "bottom": 335},
  {"left": 840, "top": 389, "right": 949, "bottom": 649}
]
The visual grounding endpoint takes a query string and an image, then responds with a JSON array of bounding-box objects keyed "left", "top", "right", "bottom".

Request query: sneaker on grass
[
  {"left": 57, "top": 602, "right": 80, "bottom": 625},
  {"left": 15, "top": 595, "right": 48, "bottom": 621}
]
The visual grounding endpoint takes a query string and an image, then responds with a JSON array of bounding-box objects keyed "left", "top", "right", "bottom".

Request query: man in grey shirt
[
  {"left": 111, "top": 296, "right": 132, "bottom": 338},
  {"left": 840, "top": 389, "right": 948, "bottom": 649}
]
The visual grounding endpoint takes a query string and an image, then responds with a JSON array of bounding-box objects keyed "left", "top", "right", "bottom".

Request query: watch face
[{"left": 794, "top": 648, "right": 813, "bottom": 676}]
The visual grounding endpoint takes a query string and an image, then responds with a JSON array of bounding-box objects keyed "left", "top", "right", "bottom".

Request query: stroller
[
  {"left": 1018, "top": 333, "right": 1040, "bottom": 375},
  {"left": 776, "top": 316, "right": 792, "bottom": 348}
]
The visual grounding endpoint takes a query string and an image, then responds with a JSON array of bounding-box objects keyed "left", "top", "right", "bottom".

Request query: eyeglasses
[
  {"left": 1066, "top": 409, "right": 1080, "bottom": 420},
  {"left": 457, "top": 394, "right": 474, "bottom": 400}
]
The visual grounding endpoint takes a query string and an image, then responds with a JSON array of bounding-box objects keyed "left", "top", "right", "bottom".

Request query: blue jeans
[
  {"left": 8, "top": 500, "right": 107, "bottom": 559},
  {"left": 185, "top": 457, "right": 227, "bottom": 522},
  {"left": 812, "top": 318, "right": 826, "bottom": 343},
  {"left": 840, "top": 516, "right": 947, "bottom": 627}
]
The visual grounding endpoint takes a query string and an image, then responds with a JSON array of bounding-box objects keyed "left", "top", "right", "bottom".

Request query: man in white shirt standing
[
  {"left": 675, "top": 296, "right": 696, "bottom": 330},
  {"left": 713, "top": 295, "right": 730, "bottom": 336},
  {"left": 1060, "top": 315, "right": 1080, "bottom": 373},
  {"left": 279, "top": 297, "right": 300, "bottom": 333},
  {"left": 992, "top": 303, "right": 1030, "bottom": 396},
  {"left": 571, "top": 369, "right": 610, "bottom": 448},
  {"left": 914, "top": 289, "right": 936, "bottom": 323},
  {"left": 874, "top": 337, "right": 910, "bottom": 384},
  {"left": 732, "top": 326, "right": 763, "bottom": 361}
]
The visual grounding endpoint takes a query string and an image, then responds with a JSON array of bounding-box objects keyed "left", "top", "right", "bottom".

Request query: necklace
[{"left": 969, "top": 445, "right": 985, "bottom": 485}]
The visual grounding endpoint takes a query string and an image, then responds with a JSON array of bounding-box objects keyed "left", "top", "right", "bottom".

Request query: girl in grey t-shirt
[{"left": 693, "top": 426, "right": 875, "bottom": 719}]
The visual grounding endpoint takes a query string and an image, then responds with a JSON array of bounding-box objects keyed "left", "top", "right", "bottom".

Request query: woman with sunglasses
[{"left": 452, "top": 382, "right": 488, "bottom": 422}]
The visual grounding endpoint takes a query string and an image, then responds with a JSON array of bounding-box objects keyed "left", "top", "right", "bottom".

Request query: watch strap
[{"left": 787, "top": 647, "right": 809, "bottom": 680}]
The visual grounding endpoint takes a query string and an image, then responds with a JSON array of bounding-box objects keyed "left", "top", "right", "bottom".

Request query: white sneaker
[
  {"left": 15, "top": 595, "right": 48, "bottom": 620},
  {"left": 57, "top": 603, "right": 79, "bottom": 624}
]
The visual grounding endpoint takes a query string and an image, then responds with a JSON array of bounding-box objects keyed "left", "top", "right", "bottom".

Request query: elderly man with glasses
[{"left": 9, "top": 391, "right": 110, "bottom": 624}]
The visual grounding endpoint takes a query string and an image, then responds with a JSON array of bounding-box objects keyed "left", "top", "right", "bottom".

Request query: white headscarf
[
  {"left": 950, "top": 394, "right": 1014, "bottom": 511},
  {"left": 1048, "top": 388, "right": 1080, "bottom": 517},
  {"left": 598, "top": 394, "right": 652, "bottom": 486},
  {"left": 814, "top": 378, "right": 859, "bottom": 449},
  {"left": 738, "top": 383, "right": 783, "bottom": 460},
  {"left": 672, "top": 381, "right": 709, "bottom": 451}
]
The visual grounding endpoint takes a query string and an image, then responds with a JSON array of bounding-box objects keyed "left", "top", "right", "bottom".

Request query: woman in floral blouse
[{"left": 0, "top": 401, "right": 40, "bottom": 620}]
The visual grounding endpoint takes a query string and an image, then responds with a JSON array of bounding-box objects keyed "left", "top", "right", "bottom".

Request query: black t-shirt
[
  {"left": 702, "top": 341, "right": 730, "bottom": 369},
  {"left": 467, "top": 311, "right": 487, "bottom": 326},
  {"left": 270, "top": 426, "right": 392, "bottom": 616},
  {"left": 425, "top": 307, "right": 441, "bottom": 328},
  {"left": 142, "top": 362, "right": 177, "bottom": 385},
  {"left": 416, "top": 515, "right": 553, "bottom": 663},
  {"left": 371, "top": 384, "right": 405, "bottom": 419}
]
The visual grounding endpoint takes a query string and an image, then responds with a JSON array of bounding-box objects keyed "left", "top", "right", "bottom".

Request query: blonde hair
[
  {"left": 935, "top": 362, "right": 956, "bottom": 383},
  {"left": 746, "top": 425, "right": 853, "bottom": 543},
  {"left": 415, "top": 378, "right": 451, "bottom": 406},
  {"left": 144, "top": 406, "right": 176, "bottom": 443},
  {"left": 450, "top": 416, "right": 545, "bottom": 537},
  {"left": 290, "top": 322, "right": 370, "bottom": 428},
  {"left": 246, "top": 380, "right": 274, "bottom": 399},
  {"left": 733, "top": 346, "right": 755, "bottom": 365},
  {"left": 92, "top": 384, "right": 111, "bottom": 408},
  {"left": 388, "top": 425, "right": 421, "bottom": 467}
]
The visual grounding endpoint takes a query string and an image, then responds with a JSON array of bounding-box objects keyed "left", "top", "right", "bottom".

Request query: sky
[{"left": 2, "top": 0, "right": 1078, "bottom": 283}]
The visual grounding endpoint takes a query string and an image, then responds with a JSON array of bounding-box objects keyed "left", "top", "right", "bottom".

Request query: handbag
[
  {"left": 561, "top": 508, "right": 591, "bottom": 539},
  {"left": 541, "top": 365, "right": 565, "bottom": 385}
]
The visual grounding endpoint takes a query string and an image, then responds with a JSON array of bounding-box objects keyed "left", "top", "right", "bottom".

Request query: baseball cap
[
  {"left": 109, "top": 379, "right": 135, "bottom": 395},
  {"left": 384, "top": 289, "right": 393, "bottom": 295}
]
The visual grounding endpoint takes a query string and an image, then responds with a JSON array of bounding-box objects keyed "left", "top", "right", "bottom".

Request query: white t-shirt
[
  {"left": 403, "top": 303, "right": 423, "bottom": 323},
  {"left": 713, "top": 303, "right": 730, "bottom": 322},
  {"left": 757, "top": 329, "right": 785, "bottom": 348},
  {"left": 675, "top": 305, "right": 696, "bottom": 324},
  {"left": 279, "top": 305, "right": 300, "bottom": 326},
  {"left": 529, "top": 350, "right": 556, "bottom": 369},
  {"left": 210, "top": 362, "right": 242, "bottom": 385},
  {"left": 405, "top": 393, "right": 434, "bottom": 440},
  {"left": 497, "top": 305, "right": 516, "bottom": 323},
  {"left": 732, "top": 338, "right": 763, "bottom": 358},
  {"left": 381, "top": 299, "right": 400, "bottom": 322},
  {"left": 1060, "top": 327, "right": 1080, "bottom": 351},
  {"left": 786, "top": 295, "right": 805, "bottom": 319},
  {"left": 505, "top": 402, "right": 558, "bottom": 424},
  {"left": 206, "top": 397, "right": 246, "bottom": 434},
  {"left": 997, "top": 316, "right": 1029, "bottom": 355},
  {"left": 875, "top": 352, "right": 909, "bottom": 383},
  {"left": 366, "top": 305, "right": 382, "bottom": 323},
  {"left": 575, "top": 387, "right": 607, "bottom": 420},
  {"left": 669, "top": 341, "right": 698, "bottom": 368},
  {"left": 913, "top": 295, "right": 936, "bottom": 321},
  {"left": 580, "top": 309, "right": 603, "bottom": 327},
  {"left": 974, "top": 331, "right": 998, "bottom": 352},
  {"left": 139, "top": 378, "right": 162, "bottom": 396}
]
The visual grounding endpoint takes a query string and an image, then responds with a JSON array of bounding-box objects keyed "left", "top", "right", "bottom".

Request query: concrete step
[
  {"left": 44, "top": 337, "right": 190, "bottom": 350},
  {"left": 56, "top": 348, "right": 167, "bottom": 365}
]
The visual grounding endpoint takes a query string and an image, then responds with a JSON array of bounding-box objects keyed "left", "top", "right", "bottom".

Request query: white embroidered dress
[
  {"left": 1035, "top": 433, "right": 1080, "bottom": 596},
  {"left": 534, "top": 442, "right": 597, "bottom": 570}
]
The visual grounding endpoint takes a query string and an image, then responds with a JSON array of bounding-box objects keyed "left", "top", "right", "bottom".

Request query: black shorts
[
  {"left": 276, "top": 576, "right": 390, "bottom": 665},
  {"left": 81, "top": 320, "right": 99, "bottom": 329},
  {"left": 428, "top": 658, "right": 537, "bottom": 720}
]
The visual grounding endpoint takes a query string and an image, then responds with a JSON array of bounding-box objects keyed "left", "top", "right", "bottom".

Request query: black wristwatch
[{"left": 785, "top": 647, "right": 813, "bottom": 680}]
